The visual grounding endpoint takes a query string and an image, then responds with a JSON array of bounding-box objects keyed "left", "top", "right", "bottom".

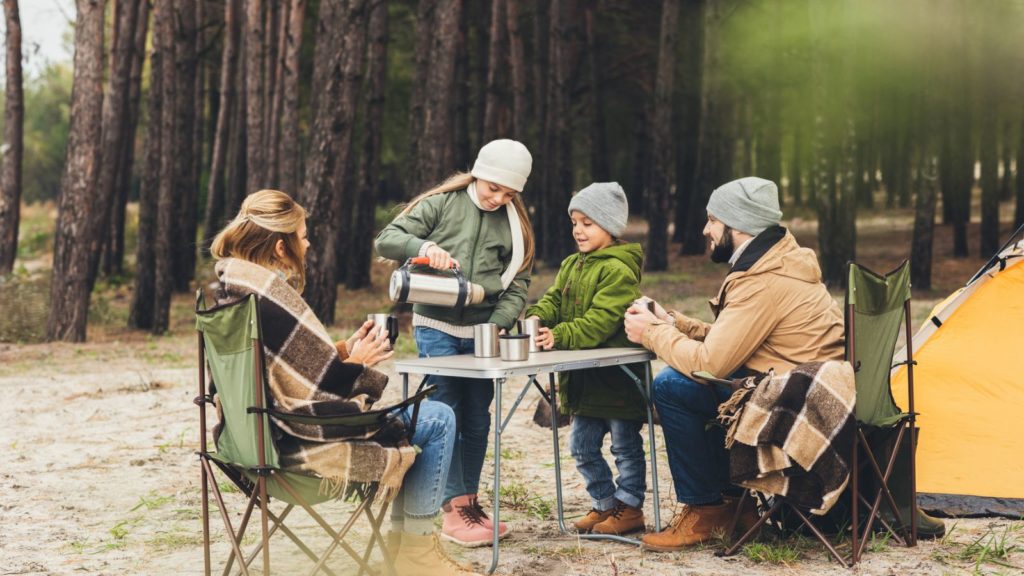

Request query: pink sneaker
[
  {"left": 441, "top": 494, "right": 509, "bottom": 547},
  {"left": 468, "top": 494, "right": 509, "bottom": 536}
]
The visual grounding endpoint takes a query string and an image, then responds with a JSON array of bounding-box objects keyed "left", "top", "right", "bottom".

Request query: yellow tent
[{"left": 891, "top": 236, "right": 1024, "bottom": 517}]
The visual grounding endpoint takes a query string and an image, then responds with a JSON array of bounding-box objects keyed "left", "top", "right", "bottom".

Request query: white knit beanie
[
  {"left": 471, "top": 139, "right": 533, "bottom": 192},
  {"left": 706, "top": 177, "right": 782, "bottom": 236}
]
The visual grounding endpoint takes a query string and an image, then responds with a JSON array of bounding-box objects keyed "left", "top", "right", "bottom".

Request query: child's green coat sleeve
[
  {"left": 550, "top": 263, "right": 640, "bottom": 350},
  {"left": 374, "top": 195, "right": 443, "bottom": 260}
]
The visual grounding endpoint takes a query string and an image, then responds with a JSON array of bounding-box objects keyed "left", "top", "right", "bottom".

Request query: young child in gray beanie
[{"left": 524, "top": 182, "right": 651, "bottom": 536}]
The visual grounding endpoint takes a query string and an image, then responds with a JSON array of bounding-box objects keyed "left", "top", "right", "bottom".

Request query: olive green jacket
[
  {"left": 374, "top": 189, "right": 530, "bottom": 330},
  {"left": 526, "top": 242, "right": 647, "bottom": 421}
]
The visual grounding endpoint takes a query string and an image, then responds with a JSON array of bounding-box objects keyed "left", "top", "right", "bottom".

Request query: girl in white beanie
[{"left": 375, "top": 139, "right": 535, "bottom": 548}]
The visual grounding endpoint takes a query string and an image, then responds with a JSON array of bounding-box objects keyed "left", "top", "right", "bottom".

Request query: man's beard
[{"left": 709, "top": 227, "right": 734, "bottom": 264}]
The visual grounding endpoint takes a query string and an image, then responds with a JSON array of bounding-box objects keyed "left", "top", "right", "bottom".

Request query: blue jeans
[
  {"left": 392, "top": 400, "right": 456, "bottom": 519},
  {"left": 570, "top": 415, "right": 646, "bottom": 510},
  {"left": 414, "top": 326, "right": 494, "bottom": 504},
  {"left": 652, "top": 367, "right": 739, "bottom": 505}
]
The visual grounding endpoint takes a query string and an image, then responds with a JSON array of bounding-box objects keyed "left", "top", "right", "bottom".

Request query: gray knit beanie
[
  {"left": 567, "top": 182, "right": 629, "bottom": 238},
  {"left": 705, "top": 177, "right": 782, "bottom": 236}
]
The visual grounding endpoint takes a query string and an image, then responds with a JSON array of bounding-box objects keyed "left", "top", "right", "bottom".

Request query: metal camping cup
[
  {"left": 499, "top": 334, "right": 530, "bottom": 361},
  {"left": 366, "top": 313, "right": 399, "bottom": 351},
  {"left": 634, "top": 297, "right": 656, "bottom": 313},
  {"left": 389, "top": 257, "right": 486, "bottom": 311},
  {"left": 473, "top": 323, "right": 500, "bottom": 358},
  {"left": 517, "top": 318, "right": 542, "bottom": 353}
]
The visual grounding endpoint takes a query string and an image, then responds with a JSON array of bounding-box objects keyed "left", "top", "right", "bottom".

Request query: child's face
[
  {"left": 475, "top": 178, "right": 519, "bottom": 210},
  {"left": 570, "top": 211, "right": 614, "bottom": 253}
]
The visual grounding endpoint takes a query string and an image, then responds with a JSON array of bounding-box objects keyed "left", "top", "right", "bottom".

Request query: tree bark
[
  {"left": 90, "top": 0, "right": 140, "bottom": 286},
  {"left": 482, "top": 0, "right": 506, "bottom": 143},
  {"left": 673, "top": 0, "right": 702, "bottom": 243},
  {"left": 105, "top": 0, "right": 149, "bottom": 277},
  {"left": 265, "top": 0, "right": 289, "bottom": 186},
  {"left": 505, "top": 0, "right": 526, "bottom": 141},
  {"left": 129, "top": 21, "right": 161, "bottom": 330},
  {"left": 153, "top": 0, "right": 179, "bottom": 334},
  {"left": 171, "top": 0, "right": 199, "bottom": 292},
  {"left": 346, "top": 0, "right": 387, "bottom": 290},
  {"left": 979, "top": 102, "right": 1000, "bottom": 257},
  {"left": 227, "top": 53, "right": 248, "bottom": 213},
  {"left": 278, "top": 0, "right": 306, "bottom": 195},
  {"left": 203, "top": 0, "right": 242, "bottom": 251},
  {"left": 911, "top": 153, "right": 937, "bottom": 290},
  {"left": 47, "top": 0, "right": 105, "bottom": 342},
  {"left": 299, "top": 0, "right": 368, "bottom": 324},
  {"left": 0, "top": 0, "right": 23, "bottom": 275},
  {"left": 414, "top": 0, "right": 462, "bottom": 193},
  {"left": 585, "top": 4, "right": 608, "bottom": 183},
  {"left": 645, "top": 0, "right": 678, "bottom": 272},
  {"left": 405, "top": 0, "right": 436, "bottom": 196},
  {"left": 452, "top": 3, "right": 470, "bottom": 167},
  {"left": 540, "top": 0, "right": 576, "bottom": 264},
  {"left": 244, "top": 0, "right": 265, "bottom": 191}
]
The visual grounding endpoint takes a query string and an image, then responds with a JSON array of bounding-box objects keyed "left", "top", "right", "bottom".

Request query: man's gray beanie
[
  {"left": 705, "top": 177, "right": 782, "bottom": 236},
  {"left": 568, "top": 182, "right": 629, "bottom": 238}
]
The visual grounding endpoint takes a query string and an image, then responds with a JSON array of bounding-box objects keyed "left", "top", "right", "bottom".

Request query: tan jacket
[{"left": 643, "top": 229, "right": 844, "bottom": 378}]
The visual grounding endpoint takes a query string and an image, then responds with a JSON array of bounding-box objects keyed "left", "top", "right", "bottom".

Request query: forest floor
[{"left": 2, "top": 202, "right": 1022, "bottom": 575}]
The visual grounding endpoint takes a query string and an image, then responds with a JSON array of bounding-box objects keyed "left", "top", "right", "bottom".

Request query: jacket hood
[
  {"left": 587, "top": 241, "right": 644, "bottom": 278},
  {"left": 739, "top": 230, "right": 823, "bottom": 285}
]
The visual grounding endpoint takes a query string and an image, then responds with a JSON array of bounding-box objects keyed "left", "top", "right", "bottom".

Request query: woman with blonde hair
[
  {"left": 210, "top": 190, "right": 478, "bottom": 575},
  {"left": 375, "top": 139, "right": 534, "bottom": 547}
]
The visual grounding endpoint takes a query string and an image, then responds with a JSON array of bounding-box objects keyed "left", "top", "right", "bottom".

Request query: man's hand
[{"left": 624, "top": 304, "right": 659, "bottom": 345}]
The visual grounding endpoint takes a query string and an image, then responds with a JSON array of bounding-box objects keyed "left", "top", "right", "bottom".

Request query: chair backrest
[
  {"left": 845, "top": 261, "right": 911, "bottom": 427},
  {"left": 196, "top": 294, "right": 280, "bottom": 470}
]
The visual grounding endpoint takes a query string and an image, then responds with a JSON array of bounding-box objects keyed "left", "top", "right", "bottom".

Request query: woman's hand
[
  {"left": 343, "top": 320, "right": 375, "bottom": 356},
  {"left": 425, "top": 244, "right": 460, "bottom": 270},
  {"left": 535, "top": 327, "right": 555, "bottom": 350},
  {"left": 345, "top": 322, "right": 394, "bottom": 367}
]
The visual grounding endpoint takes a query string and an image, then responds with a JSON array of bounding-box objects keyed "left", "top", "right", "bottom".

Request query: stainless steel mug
[
  {"left": 517, "top": 317, "right": 542, "bottom": 353},
  {"left": 499, "top": 334, "right": 530, "bottom": 361},
  {"left": 473, "top": 323, "right": 500, "bottom": 358},
  {"left": 366, "top": 313, "right": 399, "bottom": 351}
]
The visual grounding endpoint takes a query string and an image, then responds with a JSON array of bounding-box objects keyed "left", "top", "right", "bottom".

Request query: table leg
[
  {"left": 644, "top": 362, "right": 661, "bottom": 530},
  {"left": 549, "top": 372, "right": 570, "bottom": 534},
  {"left": 402, "top": 373, "right": 408, "bottom": 401},
  {"left": 488, "top": 377, "right": 504, "bottom": 575}
]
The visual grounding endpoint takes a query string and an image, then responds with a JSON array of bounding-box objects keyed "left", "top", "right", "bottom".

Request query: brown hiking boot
[
  {"left": 392, "top": 532, "right": 481, "bottom": 576},
  {"left": 592, "top": 500, "right": 646, "bottom": 535},
  {"left": 573, "top": 508, "right": 614, "bottom": 533},
  {"left": 723, "top": 494, "right": 761, "bottom": 535},
  {"left": 641, "top": 502, "right": 733, "bottom": 552}
]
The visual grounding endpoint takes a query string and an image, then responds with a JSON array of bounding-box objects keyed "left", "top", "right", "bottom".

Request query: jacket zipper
[{"left": 463, "top": 204, "right": 485, "bottom": 323}]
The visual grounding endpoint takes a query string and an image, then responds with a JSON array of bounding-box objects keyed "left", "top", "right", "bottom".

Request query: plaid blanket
[
  {"left": 215, "top": 258, "right": 415, "bottom": 502},
  {"left": 719, "top": 360, "right": 855, "bottom": 515}
]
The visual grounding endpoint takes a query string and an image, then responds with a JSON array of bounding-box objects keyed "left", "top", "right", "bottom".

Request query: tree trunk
[
  {"left": 299, "top": 0, "right": 368, "bottom": 325},
  {"left": 452, "top": 4, "right": 470, "bottom": 167},
  {"left": 528, "top": 0, "right": 549, "bottom": 252},
  {"left": 506, "top": 0, "right": 526, "bottom": 141},
  {"left": 790, "top": 122, "right": 804, "bottom": 206},
  {"left": 645, "top": 0, "right": 678, "bottom": 272},
  {"left": 265, "top": 0, "right": 289, "bottom": 186},
  {"left": 0, "top": 0, "right": 23, "bottom": 276},
  {"left": 203, "top": 0, "right": 242, "bottom": 251},
  {"left": 911, "top": 153, "right": 938, "bottom": 291},
  {"left": 481, "top": 0, "right": 505, "bottom": 143},
  {"left": 673, "top": 0, "right": 702, "bottom": 243},
  {"left": 227, "top": 58, "right": 248, "bottom": 213},
  {"left": 979, "top": 106, "right": 1000, "bottom": 257},
  {"left": 278, "top": 0, "right": 306, "bottom": 195},
  {"left": 414, "top": 0, "right": 462, "bottom": 193},
  {"left": 47, "top": 0, "right": 105, "bottom": 342},
  {"left": 244, "top": 0, "right": 265, "bottom": 191},
  {"left": 471, "top": 0, "right": 489, "bottom": 150},
  {"left": 540, "top": 0, "right": 576, "bottom": 264},
  {"left": 585, "top": 4, "right": 608, "bottom": 183},
  {"left": 1016, "top": 116, "right": 1024, "bottom": 228},
  {"left": 346, "top": 0, "right": 387, "bottom": 291},
  {"left": 105, "top": 0, "right": 149, "bottom": 277},
  {"left": 171, "top": 0, "right": 199, "bottom": 292},
  {"left": 405, "top": 0, "right": 436, "bottom": 196},
  {"left": 129, "top": 20, "right": 161, "bottom": 330},
  {"left": 153, "top": 0, "right": 180, "bottom": 334},
  {"left": 91, "top": 0, "right": 140, "bottom": 286}
]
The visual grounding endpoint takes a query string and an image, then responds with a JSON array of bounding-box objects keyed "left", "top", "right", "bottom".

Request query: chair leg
[
  {"left": 789, "top": 505, "right": 850, "bottom": 568},
  {"left": 717, "top": 500, "right": 782, "bottom": 557},
  {"left": 357, "top": 487, "right": 396, "bottom": 576},
  {"left": 201, "top": 458, "right": 253, "bottom": 576}
]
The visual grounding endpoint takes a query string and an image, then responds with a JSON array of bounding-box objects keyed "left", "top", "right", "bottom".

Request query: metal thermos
[
  {"left": 517, "top": 318, "right": 542, "bottom": 353},
  {"left": 390, "top": 257, "right": 486, "bottom": 310},
  {"left": 366, "top": 313, "right": 399, "bottom": 351},
  {"left": 473, "top": 323, "right": 500, "bottom": 358},
  {"left": 499, "top": 334, "right": 530, "bottom": 361}
]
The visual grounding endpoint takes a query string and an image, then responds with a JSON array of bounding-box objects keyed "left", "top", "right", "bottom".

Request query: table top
[{"left": 394, "top": 347, "right": 654, "bottom": 379}]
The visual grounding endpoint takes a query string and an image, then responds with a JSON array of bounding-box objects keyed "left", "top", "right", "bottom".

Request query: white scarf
[{"left": 467, "top": 181, "right": 524, "bottom": 290}]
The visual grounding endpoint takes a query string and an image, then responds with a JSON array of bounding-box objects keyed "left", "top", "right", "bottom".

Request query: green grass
[
  {"left": 483, "top": 482, "right": 555, "bottom": 521},
  {"left": 131, "top": 492, "right": 174, "bottom": 511},
  {"left": 742, "top": 541, "right": 802, "bottom": 565},
  {"left": 955, "top": 524, "right": 1021, "bottom": 572}
]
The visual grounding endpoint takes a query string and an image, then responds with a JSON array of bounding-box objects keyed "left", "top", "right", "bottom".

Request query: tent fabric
[{"left": 890, "top": 242, "right": 1024, "bottom": 518}]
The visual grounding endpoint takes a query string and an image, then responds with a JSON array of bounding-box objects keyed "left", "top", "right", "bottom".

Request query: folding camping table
[{"left": 395, "top": 348, "right": 661, "bottom": 575}]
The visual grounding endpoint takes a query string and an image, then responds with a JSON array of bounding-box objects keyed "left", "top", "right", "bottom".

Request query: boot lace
[
  {"left": 458, "top": 499, "right": 488, "bottom": 526},
  {"left": 608, "top": 500, "right": 629, "bottom": 520}
]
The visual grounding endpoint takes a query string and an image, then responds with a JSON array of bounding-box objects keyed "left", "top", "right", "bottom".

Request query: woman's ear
[{"left": 274, "top": 238, "right": 287, "bottom": 260}]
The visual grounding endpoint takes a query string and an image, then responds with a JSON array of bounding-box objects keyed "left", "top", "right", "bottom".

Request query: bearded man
[{"left": 623, "top": 176, "right": 845, "bottom": 551}]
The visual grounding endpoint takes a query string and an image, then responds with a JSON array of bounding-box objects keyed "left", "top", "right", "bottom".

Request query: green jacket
[
  {"left": 374, "top": 189, "right": 530, "bottom": 330},
  {"left": 526, "top": 241, "right": 648, "bottom": 421}
]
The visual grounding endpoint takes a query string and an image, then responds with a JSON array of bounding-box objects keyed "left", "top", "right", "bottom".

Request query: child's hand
[
  {"left": 535, "top": 327, "right": 555, "bottom": 350},
  {"left": 425, "top": 245, "right": 460, "bottom": 269}
]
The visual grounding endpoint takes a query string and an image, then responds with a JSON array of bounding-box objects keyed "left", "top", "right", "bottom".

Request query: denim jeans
[
  {"left": 570, "top": 415, "right": 647, "bottom": 510},
  {"left": 391, "top": 400, "right": 456, "bottom": 519},
  {"left": 652, "top": 366, "right": 741, "bottom": 505},
  {"left": 414, "top": 326, "right": 494, "bottom": 504}
]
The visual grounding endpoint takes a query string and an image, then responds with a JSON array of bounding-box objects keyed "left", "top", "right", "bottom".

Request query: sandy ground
[{"left": 1, "top": 338, "right": 1020, "bottom": 576}]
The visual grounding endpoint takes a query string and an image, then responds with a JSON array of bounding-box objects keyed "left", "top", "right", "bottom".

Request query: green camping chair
[
  {"left": 719, "top": 261, "right": 922, "bottom": 567},
  {"left": 845, "top": 260, "right": 919, "bottom": 563},
  {"left": 194, "top": 291, "right": 432, "bottom": 576}
]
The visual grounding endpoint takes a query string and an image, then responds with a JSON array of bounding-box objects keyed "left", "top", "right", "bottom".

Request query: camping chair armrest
[{"left": 252, "top": 386, "right": 437, "bottom": 430}]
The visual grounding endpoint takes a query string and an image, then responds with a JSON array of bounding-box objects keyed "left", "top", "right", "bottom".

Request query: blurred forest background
[{"left": 0, "top": 0, "right": 1023, "bottom": 343}]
